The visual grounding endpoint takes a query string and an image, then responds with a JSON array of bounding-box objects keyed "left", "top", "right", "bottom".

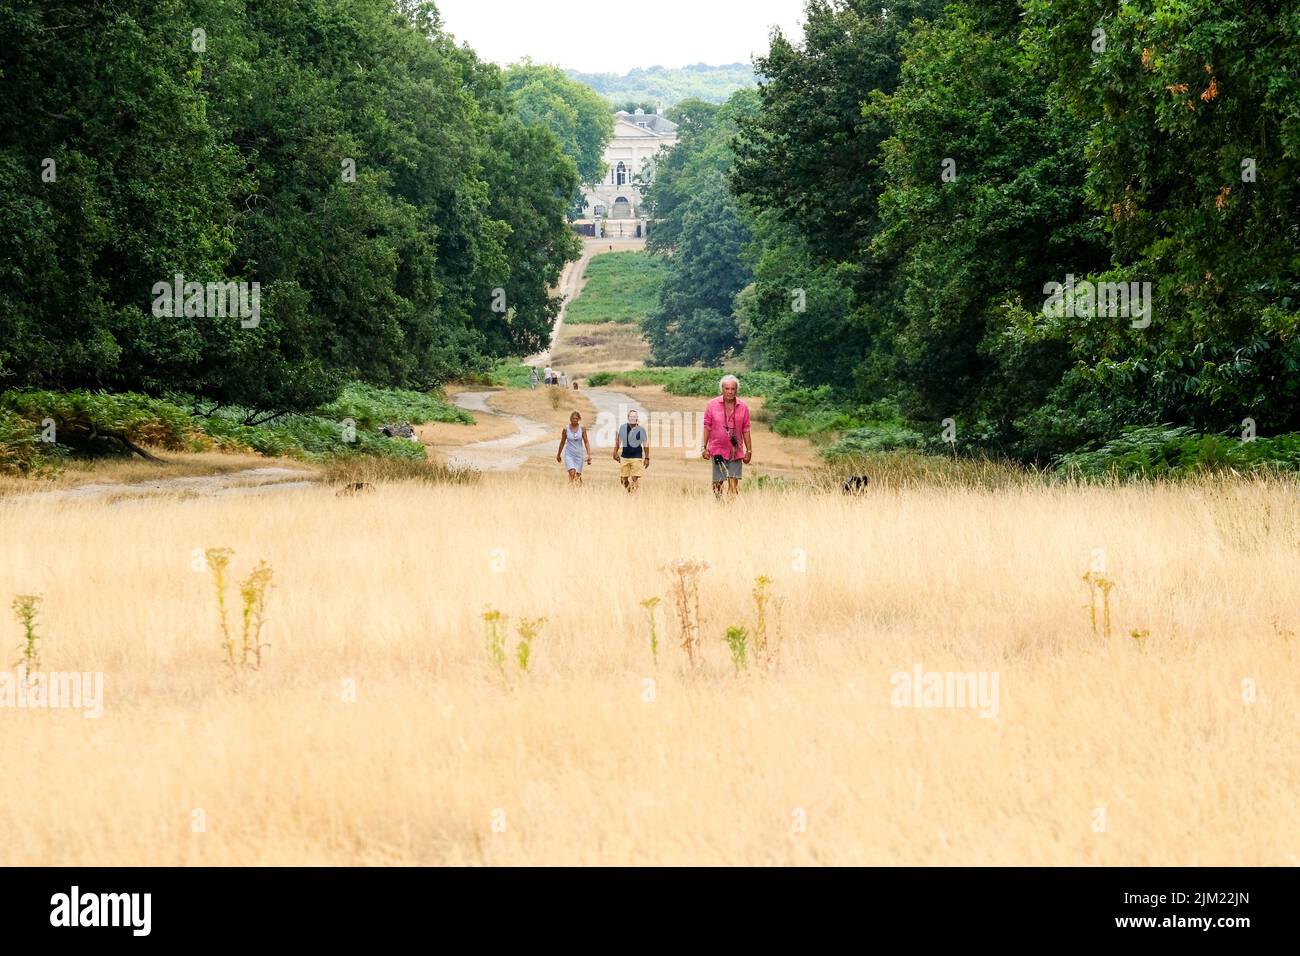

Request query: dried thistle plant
[
  {"left": 238, "top": 561, "right": 274, "bottom": 669},
  {"left": 205, "top": 548, "right": 236, "bottom": 664},
  {"left": 640, "top": 597, "right": 661, "bottom": 666},
  {"left": 483, "top": 608, "right": 508, "bottom": 673},
  {"left": 515, "top": 617, "right": 546, "bottom": 672},
  {"left": 11, "top": 594, "right": 42, "bottom": 671},
  {"left": 666, "top": 560, "right": 708, "bottom": 667}
]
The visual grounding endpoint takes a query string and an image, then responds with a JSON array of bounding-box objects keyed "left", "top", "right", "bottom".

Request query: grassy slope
[{"left": 563, "top": 251, "right": 668, "bottom": 326}]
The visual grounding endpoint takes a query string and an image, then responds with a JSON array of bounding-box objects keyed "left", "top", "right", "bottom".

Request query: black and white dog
[{"left": 841, "top": 474, "right": 871, "bottom": 495}]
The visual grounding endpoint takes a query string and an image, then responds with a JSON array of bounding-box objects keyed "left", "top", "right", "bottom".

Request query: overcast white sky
[{"left": 433, "top": 0, "right": 807, "bottom": 73}]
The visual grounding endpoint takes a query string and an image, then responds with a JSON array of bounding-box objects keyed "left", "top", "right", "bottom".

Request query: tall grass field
[{"left": 1, "top": 476, "right": 1296, "bottom": 865}]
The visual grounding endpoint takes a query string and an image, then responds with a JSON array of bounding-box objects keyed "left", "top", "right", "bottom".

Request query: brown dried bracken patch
[
  {"left": 1215, "top": 186, "right": 1231, "bottom": 212},
  {"left": 1201, "top": 76, "right": 1218, "bottom": 102},
  {"left": 1166, "top": 82, "right": 1189, "bottom": 95},
  {"left": 1111, "top": 196, "right": 1138, "bottom": 222}
]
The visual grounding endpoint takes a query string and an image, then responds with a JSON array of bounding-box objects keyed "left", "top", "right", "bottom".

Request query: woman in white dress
[{"left": 555, "top": 411, "right": 592, "bottom": 485}]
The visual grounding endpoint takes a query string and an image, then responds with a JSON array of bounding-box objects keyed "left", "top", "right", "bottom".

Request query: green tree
[
  {"left": 0, "top": 0, "right": 247, "bottom": 397},
  {"left": 1021, "top": 0, "right": 1300, "bottom": 440},
  {"left": 868, "top": 0, "right": 1108, "bottom": 455},
  {"left": 642, "top": 92, "right": 759, "bottom": 365},
  {"left": 0, "top": 0, "right": 583, "bottom": 411},
  {"left": 504, "top": 61, "right": 615, "bottom": 188},
  {"left": 467, "top": 56, "right": 582, "bottom": 356},
  {"left": 643, "top": 172, "right": 754, "bottom": 365},
  {"left": 729, "top": 0, "right": 943, "bottom": 397}
]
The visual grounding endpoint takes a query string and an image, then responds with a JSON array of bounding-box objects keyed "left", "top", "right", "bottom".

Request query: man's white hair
[{"left": 719, "top": 374, "right": 740, "bottom": 391}]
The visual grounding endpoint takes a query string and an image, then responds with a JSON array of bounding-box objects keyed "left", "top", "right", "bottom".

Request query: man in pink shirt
[{"left": 700, "top": 374, "right": 753, "bottom": 498}]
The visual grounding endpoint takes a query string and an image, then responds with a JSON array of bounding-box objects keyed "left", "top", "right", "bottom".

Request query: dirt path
[
  {"left": 16, "top": 467, "right": 316, "bottom": 503},
  {"left": 444, "top": 391, "right": 555, "bottom": 471},
  {"left": 444, "top": 383, "right": 821, "bottom": 484},
  {"left": 446, "top": 387, "right": 649, "bottom": 472}
]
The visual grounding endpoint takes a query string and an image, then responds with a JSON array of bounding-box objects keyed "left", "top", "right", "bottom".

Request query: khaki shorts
[{"left": 620, "top": 458, "right": 646, "bottom": 478}]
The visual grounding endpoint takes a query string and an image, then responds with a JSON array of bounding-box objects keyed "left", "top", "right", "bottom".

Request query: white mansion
[{"left": 583, "top": 107, "right": 679, "bottom": 223}]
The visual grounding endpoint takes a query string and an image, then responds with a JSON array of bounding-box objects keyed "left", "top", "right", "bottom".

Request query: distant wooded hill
[{"left": 565, "top": 63, "right": 757, "bottom": 107}]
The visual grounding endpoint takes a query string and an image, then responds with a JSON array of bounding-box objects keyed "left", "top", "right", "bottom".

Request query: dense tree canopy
[
  {"left": 714, "top": 0, "right": 1300, "bottom": 460},
  {"left": 0, "top": 0, "right": 593, "bottom": 412},
  {"left": 642, "top": 92, "right": 758, "bottom": 365},
  {"left": 1018, "top": 0, "right": 1300, "bottom": 446}
]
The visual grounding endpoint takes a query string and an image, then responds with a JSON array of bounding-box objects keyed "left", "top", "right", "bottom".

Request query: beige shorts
[{"left": 620, "top": 458, "right": 646, "bottom": 478}]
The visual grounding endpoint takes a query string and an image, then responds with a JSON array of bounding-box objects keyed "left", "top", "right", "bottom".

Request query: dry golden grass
[
  {"left": 0, "top": 473, "right": 1297, "bottom": 865},
  {"left": 482, "top": 385, "right": 597, "bottom": 424},
  {"left": 549, "top": 320, "right": 651, "bottom": 375}
]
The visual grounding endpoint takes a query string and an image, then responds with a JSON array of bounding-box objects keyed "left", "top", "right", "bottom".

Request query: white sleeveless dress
[{"left": 563, "top": 425, "right": 585, "bottom": 472}]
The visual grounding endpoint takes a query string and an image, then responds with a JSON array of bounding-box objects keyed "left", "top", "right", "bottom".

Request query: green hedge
[
  {"left": 1052, "top": 426, "right": 1300, "bottom": 478},
  {"left": 317, "top": 382, "right": 471, "bottom": 429},
  {"left": 585, "top": 368, "right": 789, "bottom": 397}
]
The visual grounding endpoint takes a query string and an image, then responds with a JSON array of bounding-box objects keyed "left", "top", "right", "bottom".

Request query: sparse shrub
[
  {"left": 486, "top": 362, "right": 535, "bottom": 389},
  {"left": 579, "top": 368, "right": 788, "bottom": 397},
  {"left": 0, "top": 385, "right": 472, "bottom": 476},
  {"left": 0, "top": 410, "right": 59, "bottom": 475},
  {"left": 322, "top": 456, "right": 478, "bottom": 487},
  {"left": 821, "top": 424, "right": 926, "bottom": 458},
  {"left": 11, "top": 594, "right": 42, "bottom": 670},
  {"left": 1053, "top": 426, "right": 1300, "bottom": 479},
  {"left": 316, "top": 382, "right": 472, "bottom": 430},
  {"left": 548, "top": 389, "right": 562, "bottom": 410}
]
